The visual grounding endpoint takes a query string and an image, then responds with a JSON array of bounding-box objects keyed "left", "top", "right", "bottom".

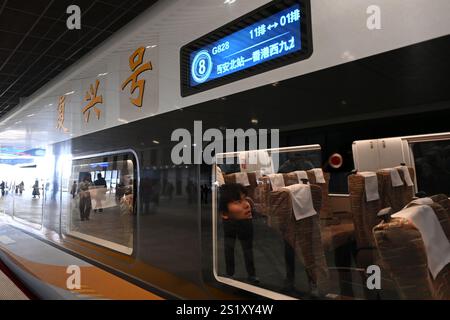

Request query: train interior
[{"left": 212, "top": 132, "right": 450, "bottom": 300}]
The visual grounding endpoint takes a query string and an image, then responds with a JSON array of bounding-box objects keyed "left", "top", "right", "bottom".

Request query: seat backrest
[
  {"left": 373, "top": 217, "right": 434, "bottom": 299},
  {"left": 431, "top": 194, "right": 450, "bottom": 217},
  {"left": 431, "top": 202, "right": 450, "bottom": 240},
  {"left": 306, "top": 169, "right": 332, "bottom": 220},
  {"left": 348, "top": 173, "right": 383, "bottom": 249},
  {"left": 376, "top": 167, "right": 415, "bottom": 213},
  {"left": 373, "top": 202, "right": 450, "bottom": 300},
  {"left": 268, "top": 183, "right": 329, "bottom": 291},
  {"left": 282, "top": 172, "right": 300, "bottom": 186}
]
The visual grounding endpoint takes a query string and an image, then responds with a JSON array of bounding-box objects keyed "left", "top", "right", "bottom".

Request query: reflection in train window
[
  {"left": 412, "top": 140, "right": 450, "bottom": 196},
  {"left": 66, "top": 152, "right": 136, "bottom": 255},
  {"left": 212, "top": 143, "right": 450, "bottom": 300},
  {"left": 9, "top": 165, "right": 50, "bottom": 229},
  {"left": 213, "top": 146, "right": 372, "bottom": 300}
]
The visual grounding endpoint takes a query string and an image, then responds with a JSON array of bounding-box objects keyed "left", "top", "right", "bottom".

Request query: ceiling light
[
  {"left": 251, "top": 118, "right": 259, "bottom": 125},
  {"left": 64, "top": 91, "right": 75, "bottom": 96},
  {"left": 98, "top": 73, "right": 108, "bottom": 77},
  {"left": 153, "top": 140, "right": 160, "bottom": 144},
  {"left": 27, "top": 114, "right": 35, "bottom": 117}
]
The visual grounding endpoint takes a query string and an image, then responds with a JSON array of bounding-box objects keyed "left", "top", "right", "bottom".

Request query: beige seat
[
  {"left": 282, "top": 172, "right": 300, "bottom": 187},
  {"left": 376, "top": 167, "right": 415, "bottom": 213},
  {"left": 307, "top": 170, "right": 332, "bottom": 220},
  {"left": 373, "top": 202, "right": 450, "bottom": 300},
  {"left": 266, "top": 181, "right": 329, "bottom": 292},
  {"left": 284, "top": 173, "right": 354, "bottom": 252},
  {"left": 348, "top": 173, "right": 382, "bottom": 249},
  {"left": 431, "top": 194, "right": 450, "bottom": 217}
]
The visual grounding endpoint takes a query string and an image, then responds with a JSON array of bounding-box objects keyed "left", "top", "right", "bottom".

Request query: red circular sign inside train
[{"left": 329, "top": 153, "right": 343, "bottom": 169}]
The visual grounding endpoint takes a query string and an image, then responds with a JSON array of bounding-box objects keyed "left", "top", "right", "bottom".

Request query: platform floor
[{"left": 0, "top": 268, "right": 28, "bottom": 300}]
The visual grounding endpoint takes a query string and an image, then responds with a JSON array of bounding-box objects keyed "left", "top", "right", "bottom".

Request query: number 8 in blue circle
[{"left": 191, "top": 50, "right": 213, "bottom": 84}]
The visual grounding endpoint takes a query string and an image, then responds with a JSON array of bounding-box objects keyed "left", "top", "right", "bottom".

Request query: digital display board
[{"left": 180, "top": 0, "right": 312, "bottom": 97}]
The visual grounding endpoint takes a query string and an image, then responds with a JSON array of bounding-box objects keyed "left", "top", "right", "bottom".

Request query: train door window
[
  {"left": 65, "top": 151, "right": 137, "bottom": 255},
  {"left": 411, "top": 139, "right": 450, "bottom": 196},
  {"left": 11, "top": 166, "right": 47, "bottom": 229},
  {"left": 212, "top": 146, "right": 365, "bottom": 300},
  {"left": 0, "top": 165, "right": 15, "bottom": 218}
]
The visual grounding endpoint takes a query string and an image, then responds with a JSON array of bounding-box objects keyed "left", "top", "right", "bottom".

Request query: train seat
[
  {"left": 376, "top": 166, "right": 415, "bottom": 213},
  {"left": 281, "top": 172, "right": 354, "bottom": 251},
  {"left": 373, "top": 203, "right": 450, "bottom": 299},
  {"left": 348, "top": 172, "right": 383, "bottom": 249},
  {"left": 430, "top": 194, "right": 450, "bottom": 217},
  {"left": 266, "top": 181, "right": 329, "bottom": 293},
  {"left": 307, "top": 169, "right": 332, "bottom": 221}
]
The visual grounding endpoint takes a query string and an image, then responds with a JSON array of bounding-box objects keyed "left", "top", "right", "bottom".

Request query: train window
[
  {"left": 10, "top": 166, "right": 48, "bottom": 229},
  {"left": 213, "top": 146, "right": 366, "bottom": 300},
  {"left": 412, "top": 140, "right": 450, "bottom": 196},
  {"left": 65, "top": 152, "right": 137, "bottom": 255}
]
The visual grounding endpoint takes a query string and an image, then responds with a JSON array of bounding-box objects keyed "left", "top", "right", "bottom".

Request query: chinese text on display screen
[{"left": 189, "top": 4, "right": 302, "bottom": 86}]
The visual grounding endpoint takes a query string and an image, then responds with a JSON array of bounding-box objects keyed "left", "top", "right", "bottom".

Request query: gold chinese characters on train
[
  {"left": 121, "top": 46, "right": 152, "bottom": 108},
  {"left": 82, "top": 79, "right": 103, "bottom": 123},
  {"left": 56, "top": 95, "right": 69, "bottom": 132}
]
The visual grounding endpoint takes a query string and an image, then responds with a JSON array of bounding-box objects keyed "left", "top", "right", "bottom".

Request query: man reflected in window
[
  {"left": 78, "top": 175, "right": 92, "bottom": 221},
  {"left": 93, "top": 173, "right": 107, "bottom": 213},
  {"left": 219, "top": 183, "right": 259, "bottom": 284}
]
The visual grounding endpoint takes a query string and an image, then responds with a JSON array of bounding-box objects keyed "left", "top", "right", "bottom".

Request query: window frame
[
  {"left": 404, "top": 132, "right": 450, "bottom": 195},
  {"left": 66, "top": 149, "right": 140, "bottom": 256},
  {"left": 211, "top": 144, "right": 321, "bottom": 300}
]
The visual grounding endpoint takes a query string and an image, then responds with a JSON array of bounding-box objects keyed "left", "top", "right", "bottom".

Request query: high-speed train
[{"left": 0, "top": 0, "right": 449, "bottom": 300}]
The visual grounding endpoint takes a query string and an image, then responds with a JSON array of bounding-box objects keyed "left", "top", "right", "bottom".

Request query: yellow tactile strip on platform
[{"left": 0, "top": 269, "right": 28, "bottom": 300}]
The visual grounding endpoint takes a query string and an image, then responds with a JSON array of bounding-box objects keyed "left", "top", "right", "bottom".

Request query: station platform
[
  {"left": 0, "top": 266, "right": 29, "bottom": 300},
  {"left": 0, "top": 221, "right": 163, "bottom": 300}
]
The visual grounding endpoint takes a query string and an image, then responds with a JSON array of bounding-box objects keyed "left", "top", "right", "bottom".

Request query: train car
[{"left": 0, "top": 0, "right": 449, "bottom": 300}]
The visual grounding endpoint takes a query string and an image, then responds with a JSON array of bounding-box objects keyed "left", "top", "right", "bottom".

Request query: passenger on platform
[
  {"left": 0, "top": 181, "right": 5, "bottom": 197},
  {"left": 115, "top": 181, "right": 125, "bottom": 204},
  {"left": 186, "top": 180, "right": 195, "bottom": 204},
  {"left": 167, "top": 182, "right": 174, "bottom": 201},
  {"left": 18, "top": 181, "right": 24, "bottom": 195},
  {"left": 219, "top": 183, "right": 259, "bottom": 284},
  {"left": 201, "top": 184, "right": 207, "bottom": 204},
  {"left": 70, "top": 181, "right": 77, "bottom": 199},
  {"left": 32, "top": 180, "right": 40, "bottom": 199},
  {"left": 141, "top": 177, "right": 152, "bottom": 214},
  {"left": 78, "top": 176, "right": 92, "bottom": 221},
  {"left": 93, "top": 173, "right": 107, "bottom": 213}
]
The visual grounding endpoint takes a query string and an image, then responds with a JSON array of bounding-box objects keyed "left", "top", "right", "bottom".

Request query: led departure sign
[
  {"left": 180, "top": 0, "right": 312, "bottom": 97},
  {"left": 190, "top": 5, "right": 301, "bottom": 86}
]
